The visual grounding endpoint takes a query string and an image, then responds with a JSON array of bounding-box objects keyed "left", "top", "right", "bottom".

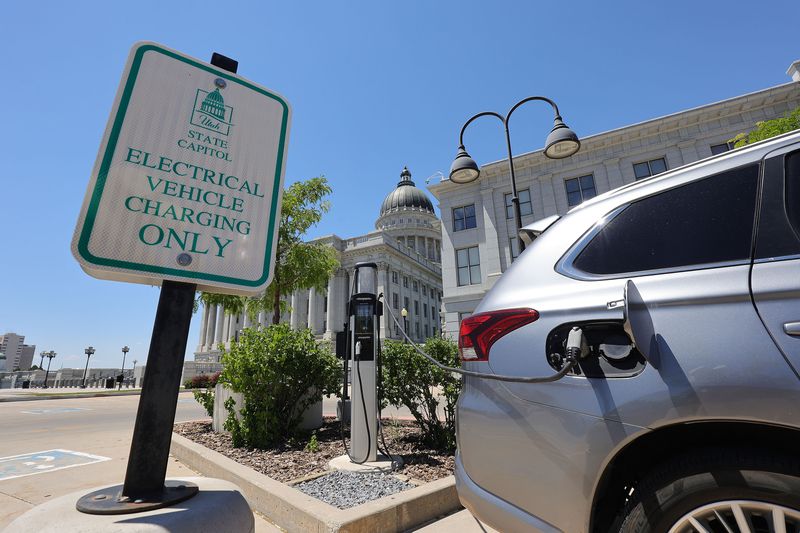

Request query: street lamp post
[
  {"left": 449, "top": 96, "right": 581, "bottom": 253},
  {"left": 119, "top": 346, "right": 129, "bottom": 390},
  {"left": 401, "top": 308, "right": 409, "bottom": 342},
  {"left": 82, "top": 346, "right": 95, "bottom": 388},
  {"left": 43, "top": 351, "right": 56, "bottom": 389},
  {"left": 38, "top": 351, "right": 46, "bottom": 371}
]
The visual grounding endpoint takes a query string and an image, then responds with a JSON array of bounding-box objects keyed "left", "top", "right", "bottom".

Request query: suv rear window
[{"left": 573, "top": 164, "right": 759, "bottom": 275}]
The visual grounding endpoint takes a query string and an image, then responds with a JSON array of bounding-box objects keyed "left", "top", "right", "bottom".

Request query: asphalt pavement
[{"left": 0, "top": 391, "right": 488, "bottom": 532}]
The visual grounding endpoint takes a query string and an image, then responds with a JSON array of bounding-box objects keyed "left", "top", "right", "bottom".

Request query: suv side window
[
  {"left": 755, "top": 149, "right": 800, "bottom": 259},
  {"left": 573, "top": 164, "right": 759, "bottom": 276}
]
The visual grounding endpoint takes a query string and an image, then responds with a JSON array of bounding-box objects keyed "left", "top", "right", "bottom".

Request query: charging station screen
[{"left": 354, "top": 303, "right": 373, "bottom": 334}]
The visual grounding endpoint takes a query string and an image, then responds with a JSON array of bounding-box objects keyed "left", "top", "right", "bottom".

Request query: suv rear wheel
[{"left": 615, "top": 449, "right": 800, "bottom": 533}]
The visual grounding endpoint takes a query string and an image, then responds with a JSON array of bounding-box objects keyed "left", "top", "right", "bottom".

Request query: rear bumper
[{"left": 455, "top": 453, "right": 562, "bottom": 533}]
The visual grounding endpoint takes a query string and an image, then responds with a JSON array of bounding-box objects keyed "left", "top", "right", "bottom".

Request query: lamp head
[
  {"left": 401, "top": 308, "right": 408, "bottom": 317},
  {"left": 449, "top": 145, "right": 480, "bottom": 184},
  {"left": 122, "top": 346, "right": 130, "bottom": 354},
  {"left": 544, "top": 117, "right": 581, "bottom": 159}
]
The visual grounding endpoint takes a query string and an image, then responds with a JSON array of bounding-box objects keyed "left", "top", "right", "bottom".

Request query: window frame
[
  {"left": 633, "top": 157, "right": 668, "bottom": 180},
  {"left": 710, "top": 141, "right": 736, "bottom": 155},
  {"left": 504, "top": 189, "right": 533, "bottom": 219},
  {"left": 565, "top": 174, "right": 597, "bottom": 207},
  {"left": 456, "top": 245, "right": 482, "bottom": 286},
  {"left": 452, "top": 203, "right": 477, "bottom": 232}
]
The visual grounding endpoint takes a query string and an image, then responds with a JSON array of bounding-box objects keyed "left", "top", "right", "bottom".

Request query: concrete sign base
[{"left": 4, "top": 477, "right": 254, "bottom": 533}]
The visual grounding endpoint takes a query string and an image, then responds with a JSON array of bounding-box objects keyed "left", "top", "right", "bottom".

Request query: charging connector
[{"left": 566, "top": 327, "right": 589, "bottom": 360}]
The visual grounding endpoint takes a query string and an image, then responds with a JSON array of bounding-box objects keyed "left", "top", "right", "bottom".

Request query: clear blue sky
[{"left": 2, "top": 1, "right": 798, "bottom": 370}]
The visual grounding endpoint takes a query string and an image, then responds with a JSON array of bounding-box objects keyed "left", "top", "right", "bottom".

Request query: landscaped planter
[{"left": 212, "top": 383, "right": 323, "bottom": 434}]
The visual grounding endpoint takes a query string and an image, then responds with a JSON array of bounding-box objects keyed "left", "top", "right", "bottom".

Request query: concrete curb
[
  {"left": 0, "top": 391, "right": 142, "bottom": 402},
  {"left": 171, "top": 432, "right": 461, "bottom": 533}
]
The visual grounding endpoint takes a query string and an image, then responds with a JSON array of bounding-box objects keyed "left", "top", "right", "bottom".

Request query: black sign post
[{"left": 76, "top": 53, "right": 239, "bottom": 516}]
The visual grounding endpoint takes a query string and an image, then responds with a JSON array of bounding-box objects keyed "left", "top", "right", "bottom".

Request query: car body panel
[{"left": 455, "top": 130, "right": 800, "bottom": 531}]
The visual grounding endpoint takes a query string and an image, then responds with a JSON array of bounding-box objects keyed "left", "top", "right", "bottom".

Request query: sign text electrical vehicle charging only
[{"left": 72, "top": 42, "right": 292, "bottom": 296}]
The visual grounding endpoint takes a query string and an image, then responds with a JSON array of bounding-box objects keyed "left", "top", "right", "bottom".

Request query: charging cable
[{"left": 383, "top": 304, "right": 583, "bottom": 383}]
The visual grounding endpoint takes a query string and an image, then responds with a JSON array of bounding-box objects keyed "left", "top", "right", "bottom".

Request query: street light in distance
[
  {"left": 43, "top": 351, "right": 56, "bottom": 388},
  {"left": 119, "top": 346, "right": 130, "bottom": 390},
  {"left": 82, "top": 346, "right": 95, "bottom": 388}
]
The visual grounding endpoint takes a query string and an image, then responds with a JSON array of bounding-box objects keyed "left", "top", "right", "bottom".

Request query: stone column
[
  {"left": 677, "top": 140, "right": 699, "bottom": 166},
  {"left": 197, "top": 304, "right": 209, "bottom": 352},
  {"left": 243, "top": 312, "right": 251, "bottom": 331},
  {"left": 205, "top": 304, "right": 217, "bottom": 349},
  {"left": 308, "top": 288, "right": 322, "bottom": 334},
  {"left": 603, "top": 158, "right": 624, "bottom": 190},
  {"left": 377, "top": 263, "right": 391, "bottom": 340},
  {"left": 324, "top": 270, "right": 346, "bottom": 340},
  {"left": 221, "top": 311, "right": 231, "bottom": 346},
  {"left": 213, "top": 305, "right": 224, "bottom": 351},
  {"left": 257, "top": 311, "right": 266, "bottom": 328},
  {"left": 290, "top": 291, "right": 301, "bottom": 330}
]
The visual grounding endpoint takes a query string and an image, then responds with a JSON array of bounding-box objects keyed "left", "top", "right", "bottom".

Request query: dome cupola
[{"left": 379, "top": 167, "right": 435, "bottom": 217}]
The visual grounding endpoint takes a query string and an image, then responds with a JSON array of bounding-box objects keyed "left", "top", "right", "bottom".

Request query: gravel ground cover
[
  {"left": 174, "top": 417, "right": 454, "bottom": 484},
  {"left": 295, "top": 470, "right": 415, "bottom": 509}
]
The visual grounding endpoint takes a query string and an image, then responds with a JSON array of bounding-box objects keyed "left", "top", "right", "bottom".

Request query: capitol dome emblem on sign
[{"left": 191, "top": 87, "right": 233, "bottom": 136}]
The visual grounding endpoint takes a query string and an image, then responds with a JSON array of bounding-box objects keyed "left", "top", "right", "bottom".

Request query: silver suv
[{"left": 455, "top": 130, "right": 800, "bottom": 532}]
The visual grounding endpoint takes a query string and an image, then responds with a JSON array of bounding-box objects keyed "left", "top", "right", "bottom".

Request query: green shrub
[
  {"left": 221, "top": 324, "right": 340, "bottom": 448},
  {"left": 193, "top": 388, "right": 215, "bottom": 417},
  {"left": 380, "top": 337, "right": 461, "bottom": 453},
  {"left": 304, "top": 431, "right": 320, "bottom": 453}
]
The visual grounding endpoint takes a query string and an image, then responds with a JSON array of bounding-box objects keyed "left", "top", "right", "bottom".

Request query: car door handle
[{"left": 784, "top": 322, "right": 800, "bottom": 336}]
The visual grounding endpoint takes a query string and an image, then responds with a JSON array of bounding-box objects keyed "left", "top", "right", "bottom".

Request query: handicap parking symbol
[{"left": 0, "top": 449, "right": 110, "bottom": 481}]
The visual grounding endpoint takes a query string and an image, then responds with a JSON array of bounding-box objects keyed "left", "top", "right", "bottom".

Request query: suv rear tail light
[{"left": 459, "top": 308, "right": 539, "bottom": 362}]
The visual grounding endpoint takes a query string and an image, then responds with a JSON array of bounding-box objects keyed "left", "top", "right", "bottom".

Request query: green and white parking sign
[{"left": 72, "top": 42, "right": 291, "bottom": 295}]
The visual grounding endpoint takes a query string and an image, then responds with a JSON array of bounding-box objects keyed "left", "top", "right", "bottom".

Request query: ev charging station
[{"left": 347, "top": 262, "right": 381, "bottom": 463}]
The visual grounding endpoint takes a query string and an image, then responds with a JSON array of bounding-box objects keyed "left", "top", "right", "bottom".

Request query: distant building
[
  {"left": 429, "top": 60, "right": 800, "bottom": 337},
  {"left": 186, "top": 167, "right": 444, "bottom": 383},
  {"left": 0, "top": 333, "right": 36, "bottom": 371}
]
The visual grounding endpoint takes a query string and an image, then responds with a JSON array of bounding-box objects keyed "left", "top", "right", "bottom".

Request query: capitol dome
[{"left": 379, "top": 167, "right": 435, "bottom": 217}]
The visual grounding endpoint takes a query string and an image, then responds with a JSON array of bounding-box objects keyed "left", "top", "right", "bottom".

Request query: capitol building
[{"left": 186, "top": 167, "right": 444, "bottom": 379}]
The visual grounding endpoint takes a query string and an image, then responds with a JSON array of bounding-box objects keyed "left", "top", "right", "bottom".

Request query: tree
[
  {"left": 200, "top": 176, "right": 339, "bottom": 326},
  {"left": 732, "top": 106, "right": 800, "bottom": 148}
]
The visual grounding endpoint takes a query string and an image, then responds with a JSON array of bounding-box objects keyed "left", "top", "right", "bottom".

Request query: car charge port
[{"left": 546, "top": 321, "right": 646, "bottom": 378}]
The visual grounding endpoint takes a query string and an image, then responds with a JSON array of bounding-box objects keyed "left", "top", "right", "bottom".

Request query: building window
[
  {"left": 453, "top": 204, "right": 477, "bottom": 231},
  {"left": 404, "top": 296, "right": 409, "bottom": 311},
  {"left": 413, "top": 281, "right": 418, "bottom": 292},
  {"left": 423, "top": 304, "right": 428, "bottom": 318},
  {"left": 422, "top": 285, "right": 427, "bottom": 297},
  {"left": 392, "top": 293, "right": 399, "bottom": 309},
  {"left": 565, "top": 175, "right": 597, "bottom": 207},
  {"left": 403, "top": 276, "right": 408, "bottom": 288},
  {"left": 414, "top": 300, "right": 419, "bottom": 314},
  {"left": 424, "top": 324, "right": 429, "bottom": 338},
  {"left": 711, "top": 141, "right": 736, "bottom": 155},
  {"left": 456, "top": 246, "right": 481, "bottom": 286},
  {"left": 391, "top": 271, "right": 398, "bottom": 284},
  {"left": 415, "top": 322, "right": 420, "bottom": 338},
  {"left": 633, "top": 157, "right": 668, "bottom": 180},
  {"left": 395, "top": 323, "right": 400, "bottom": 335},
  {"left": 504, "top": 189, "right": 533, "bottom": 219},
  {"left": 509, "top": 237, "right": 520, "bottom": 261}
]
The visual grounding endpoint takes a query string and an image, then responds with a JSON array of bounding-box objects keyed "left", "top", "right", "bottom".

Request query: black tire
[{"left": 614, "top": 448, "right": 800, "bottom": 533}]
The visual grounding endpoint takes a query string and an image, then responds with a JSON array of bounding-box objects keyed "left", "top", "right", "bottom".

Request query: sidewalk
[{"left": 0, "top": 387, "right": 142, "bottom": 402}]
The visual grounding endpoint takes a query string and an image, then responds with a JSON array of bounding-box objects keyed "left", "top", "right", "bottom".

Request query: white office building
[
  {"left": 0, "top": 333, "right": 35, "bottom": 371},
  {"left": 429, "top": 61, "right": 800, "bottom": 338},
  {"left": 189, "top": 167, "right": 444, "bottom": 377}
]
